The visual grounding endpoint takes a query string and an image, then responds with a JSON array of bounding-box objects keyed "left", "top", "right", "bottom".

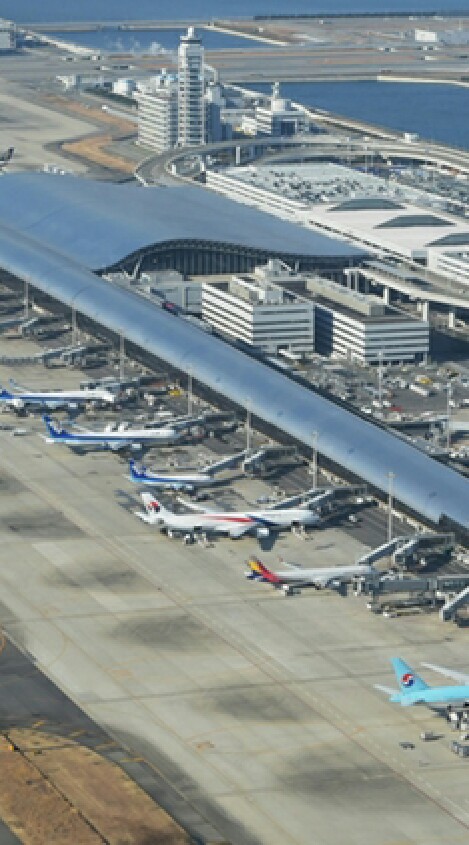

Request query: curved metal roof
[
  {"left": 0, "top": 219, "right": 467, "bottom": 529},
  {"left": 0, "top": 174, "right": 361, "bottom": 271}
]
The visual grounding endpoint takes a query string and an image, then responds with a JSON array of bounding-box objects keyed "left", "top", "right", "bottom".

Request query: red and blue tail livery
[{"left": 375, "top": 657, "right": 469, "bottom": 710}]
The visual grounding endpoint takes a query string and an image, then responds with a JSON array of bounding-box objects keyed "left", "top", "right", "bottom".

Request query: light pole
[
  {"left": 71, "top": 307, "right": 77, "bottom": 346},
  {"left": 446, "top": 380, "right": 452, "bottom": 450},
  {"left": 24, "top": 279, "right": 29, "bottom": 321},
  {"left": 187, "top": 367, "right": 193, "bottom": 416},
  {"left": 378, "top": 350, "right": 384, "bottom": 413},
  {"left": 245, "top": 399, "right": 252, "bottom": 454},
  {"left": 311, "top": 430, "right": 318, "bottom": 489},
  {"left": 387, "top": 471, "right": 395, "bottom": 543},
  {"left": 119, "top": 333, "right": 125, "bottom": 382}
]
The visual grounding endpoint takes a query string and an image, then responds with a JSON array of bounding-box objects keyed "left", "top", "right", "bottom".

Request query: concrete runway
[{"left": 0, "top": 349, "right": 468, "bottom": 844}]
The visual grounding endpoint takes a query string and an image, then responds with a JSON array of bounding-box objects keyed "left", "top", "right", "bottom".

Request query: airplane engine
[
  {"left": 256, "top": 526, "right": 270, "bottom": 539},
  {"left": 282, "top": 584, "right": 301, "bottom": 597},
  {"left": 12, "top": 397, "right": 24, "bottom": 409}
]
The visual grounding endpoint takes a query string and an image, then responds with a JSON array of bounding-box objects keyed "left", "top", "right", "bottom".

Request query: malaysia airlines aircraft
[
  {"left": 0, "top": 379, "right": 116, "bottom": 410},
  {"left": 375, "top": 658, "right": 469, "bottom": 710},
  {"left": 42, "top": 415, "right": 185, "bottom": 451},
  {"left": 128, "top": 451, "right": 246, "bottom": 492},
  {"left": 136, "top": 493, "right": 321, "bottom": 539},
  {"left": 245, "top": 556, "right": 376, "bottom": 594}
]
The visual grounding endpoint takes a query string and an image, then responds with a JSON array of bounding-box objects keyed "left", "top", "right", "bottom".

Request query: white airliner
[
  {"left": 136, "top": 493, "right": 321, "bottom": 539},
  {"left": 128, "top": 451, "right": 246, "bottom": 492},
  {"left": 246, "top": 556, "right": 376, "bottom": 595},
  {"left": 43, "top": 415, "right": 185, "bottom": 451},
  {"left": 0, "top": 378, "right": 116, "bottom": 409}
]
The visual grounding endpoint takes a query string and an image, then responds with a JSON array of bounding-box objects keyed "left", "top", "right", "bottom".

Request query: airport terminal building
[
  {"left": 0, "top": 173, "right": 363, "bottom": 278},
  {"left": 0, "top": 172, "right": 466, "bottom": 537}
]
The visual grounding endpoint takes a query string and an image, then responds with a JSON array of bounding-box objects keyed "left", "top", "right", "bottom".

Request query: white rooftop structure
[
  {"left": 202, "top": 261, "right": 314, "bottom": 356},
  {"left": 207, "top": 163, "right": 469, "bottom": 263}
]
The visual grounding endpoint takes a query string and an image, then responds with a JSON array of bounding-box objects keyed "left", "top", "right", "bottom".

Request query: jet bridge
[
  {"left": 357, "top": 537, "right": 407, "bottom": 567},
  {"left": 393, "top": 533, "right": 455, "bottom": 567},
  {"left": 353, "top": 570, "right": 469, "bottom": 620},
  {"left": 355, "top": 533, "right": 455, "bottom": 570},
  {"left": 267, "top": 484, "right": 368, "bottom": 513},
  {"left": 0, "top": 343, "right": 89, "bottom": 366},
  {"left": 243, "top": 445, "right": 300, "bottom": 476},
  {"left": 440, "top": 585, "right": 469, "bottom": 622}
]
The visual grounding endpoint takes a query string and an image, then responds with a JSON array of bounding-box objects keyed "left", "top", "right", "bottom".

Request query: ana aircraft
[
  {"left": 0, "top": 379, "right": 116, "bottom": 410},
  {"left": 136, "top": 493, "right": 321, "bottom": 539},
  {"left": 128, "top": 451, "right": 246, "bottom": 492},
  {"left": 246, "top": 556, "right": 376, "bottom": 595},
  {"left": 43, "top": 415, "right": 185, "bottom": 451},
  {"left": 375, "top": 657, "right": 469, "bottom": 710}
]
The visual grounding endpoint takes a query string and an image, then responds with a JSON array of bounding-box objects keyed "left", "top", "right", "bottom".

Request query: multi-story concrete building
[
  {"left": 307, "top": 276, "right": 429, "bottom": 364},
  {"left": 178, "top": 26, "right": 205, "bottom": 148},
  {"left": 0, "top": 20, "right": 15, "bottom": 51},
  {"left": 254, "top": 83, "right": 308, "bottom": 137},
  {"left": 137, "top": 72, "right": 178, "bottom": 152},
  {"left": 427, "top": 248, "right": 469, "bottom": 287},
  {"left": 204, "top": 82, "right": 226, "bottom": 144},
  {"left": 202, "top": 268, "right": 315, "bottom": 356}
]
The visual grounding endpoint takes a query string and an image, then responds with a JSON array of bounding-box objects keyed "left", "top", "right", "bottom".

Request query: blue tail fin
[
  {"left": 129, "top": 460, "right": 145, "bottom": 481},
  {"left": 0, "top": 387, "right": 13, "bottom": 400},
  {"left": 391, "top": 658, "right": 429, "bottom": 693},
  {"left": 43, "top": 415, "right": 63, "bottom": 438}
]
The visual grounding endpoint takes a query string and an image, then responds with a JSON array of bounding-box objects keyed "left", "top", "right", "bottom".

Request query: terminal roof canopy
[
  {"left": 0, "top": 211, "right": 466, "bottom": 529},
  {"left": 0, "top": 173, "right": 362, "bottom": 272}
]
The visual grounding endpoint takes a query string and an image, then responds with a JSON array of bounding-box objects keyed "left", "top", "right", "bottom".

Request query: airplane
[
  {"left": 135, "top": 492, "right": 321, "bottom": 540},
  {"left": 375, "top": 657, "right": 469, "bottom": 710},
  {"left": 128, "top": 451, "right": 246, "bottom": 492},
  {"left": 42, "top": 415, "right": 186, "bottom": 451},
  {"left": 245, "top": 556, "right": 376, "bottom": 595},
  {"left": 0, "top": 147, "right": 14, "bottom": 166},
  {"left": 0, "top": 378, "right": 116, "bottom": 410}
]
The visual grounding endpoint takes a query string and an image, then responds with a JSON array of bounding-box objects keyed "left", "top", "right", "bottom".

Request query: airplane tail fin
[
  {"left": 43, "top": 415, "right": 64, "bottom": 439},
  {"left": 140, "top": 493, "right": 168, "bottom": 520},
  {"left": 246, "top": 557, "right": 281, "bottom": 584},
  {"left": 391, "top": 657, "right": 430, "bottom": 694},
  {"left": 0, "top": 386, "right": 14, "bottom": 400},
  {"left": 129, "top": 460, "right": 146, "bottom": 482}
]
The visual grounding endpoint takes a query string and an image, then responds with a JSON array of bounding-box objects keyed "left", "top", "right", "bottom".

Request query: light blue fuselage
[{"left": 392, "top": 684, "right": 469, "bottom": 707}]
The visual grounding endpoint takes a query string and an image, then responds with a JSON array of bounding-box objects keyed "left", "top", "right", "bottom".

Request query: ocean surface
[
  {"left": 4, "top": 0, "right": 469, "bottom": 23},
  {"left": 6, "top": 1, "right": 469, "bottom": 150},
  {"left": 249, "top": 80, "right": 469, "bottom": 150}
]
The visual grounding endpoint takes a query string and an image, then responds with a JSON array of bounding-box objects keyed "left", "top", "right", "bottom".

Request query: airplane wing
[
  {"left": 176, "top": 496, "right": 216, "bottom": 513},
  {"left": 228, "top": 523, "right": 253, "bottom": 539},
  {"left": 63, "top": 420, "right": 94, "bottom": 433},
  {"left": 374, "top": 684, "right": 400, "bottom": 696},
  {"left": 279, "top": 560, "right": 303, "bottom": 569},
  {"left": 268, "top": 489, "right": 331, "bottom": 511},
  {"left": 203, "top": 450, "right": 247, "bottom": 475},
  {"left": 421, "top": 663, "right": 469, "bottom": 685},
  {"left": 110, "top": 440, "right": 130, "bottom": 452},
  {"left": 267, "top": 489, "right": 318, "bottom": 510},
  {"left": 9, "top": 378, "right": 28, "bottom": 391}
]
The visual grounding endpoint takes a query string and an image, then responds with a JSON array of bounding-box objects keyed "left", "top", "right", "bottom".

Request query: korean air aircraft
[
  {"left": 128, "top": 451, "right": 246, "bottom": 492},
  {"left": 42, "top": 415, "right": 184, "bottom": 451},
  {"left": 245, "top": 556, "right": 376, "bottom": 595},
  {"left": 0, "top": 378, "right": 116, "bottom": 410},
  {"left": 135, "top": 493, "right": 321, "bottom": 539},
  {"left": 375, "top": 657, "right": 469, "bottom": 709}
]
